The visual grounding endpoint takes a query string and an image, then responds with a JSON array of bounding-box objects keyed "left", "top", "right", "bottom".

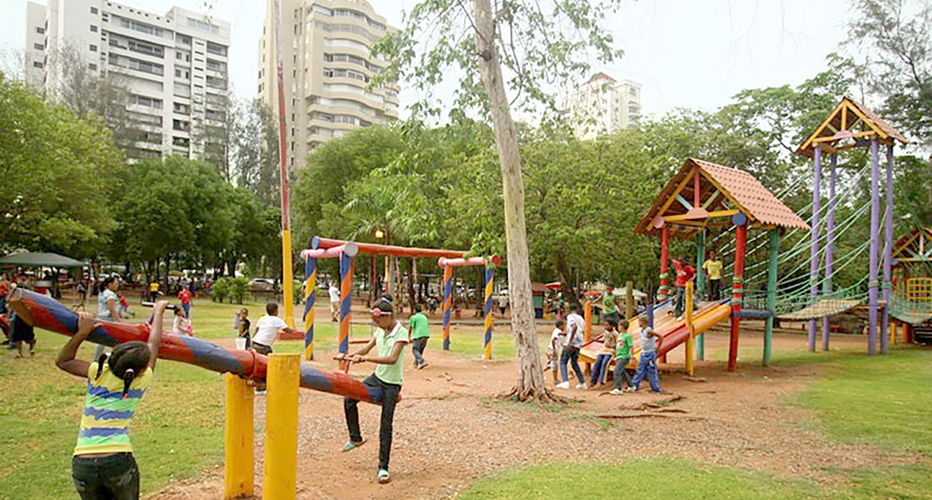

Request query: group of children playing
[{"left": 548, "top": 308, "right": 664, "bottom": 394}]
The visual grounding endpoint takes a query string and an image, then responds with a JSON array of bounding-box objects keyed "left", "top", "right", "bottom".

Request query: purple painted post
[
  {"left": 882, "top": 144, "right": 894, "bottom": 354},
  {"left": 809, "top": 146, "right": 822, "bottom": 352},
  {"left": 822, "top": 153, "right": 837, "bottom": 351},
  {"left": 868, "top": 140, "right": 880, "bottom": 355}
]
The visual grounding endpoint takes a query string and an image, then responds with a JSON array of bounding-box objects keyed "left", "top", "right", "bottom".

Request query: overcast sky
[{"left": 1, "top": 0, "right": 853, "bottom": 119}]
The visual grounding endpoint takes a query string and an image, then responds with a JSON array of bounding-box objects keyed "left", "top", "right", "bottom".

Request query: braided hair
[{"left": 95, "top": 341, "right": 151, "bottom": 399}]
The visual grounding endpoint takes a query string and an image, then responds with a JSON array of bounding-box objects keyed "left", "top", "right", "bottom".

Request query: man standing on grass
[
  {"left": 409, "top": 304, "right": 430, "bottom": 369},
  {"left": 329, "top": 281, "right": 341, "bottom": 322},
  {"left": 178, "top": 286, "right": 192, "bottom": 318}
]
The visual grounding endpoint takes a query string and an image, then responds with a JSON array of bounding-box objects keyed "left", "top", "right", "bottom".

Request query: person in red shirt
[
  {"left": 672, "top": 255, "right": 696, "bottom": 319},
  {"left": 178, "top": 286, "right": 192, "bottom": 318}
]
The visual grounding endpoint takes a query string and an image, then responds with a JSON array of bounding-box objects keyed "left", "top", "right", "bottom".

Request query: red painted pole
[
  {"left": 729, "top": 217, "right": 748, "bottom": 372},
  {"left": 315, "top": 237, "right": 466, "bottom": 259}
]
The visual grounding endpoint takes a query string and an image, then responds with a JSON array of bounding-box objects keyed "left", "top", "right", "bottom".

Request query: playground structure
[
  {"left": 633, "top": 158, "right": 809, "bottom": 371},
  {"left": 761, "top": 97, "right": 909, "bottom": 355},
  {"left": 889, "top": 227, "right": 932, "bottom": 341},
  {"left": 301, "top": 236, "right": 501, "bottom": 361}
]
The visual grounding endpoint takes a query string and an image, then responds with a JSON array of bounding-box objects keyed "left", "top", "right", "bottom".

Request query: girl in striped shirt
[{"left": 56, "top": 301, "right": 167, "bottom": 500}]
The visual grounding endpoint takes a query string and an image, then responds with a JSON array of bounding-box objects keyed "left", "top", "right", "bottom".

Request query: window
[
  {"left": 186, "top": 17, "right": 220, "bottom": 34},
  {"left": 132, "top": 95, "right": 163, "bottom": 108},
  {"left": 33, "top": 61, "right": 43, "bottom": 68},
  {"left": 206, "top": 58, "right": 226, "bottom": 72},
  {"left": 172, "top": 119, "right": 189, "bottom": 131},
  {"left": 172, "top": 136, "right": 190, "bottom": 147},
  {"left": 91, "top": 6, "right": 98, "bottom": 14},
  {"left": 117, "top": 17, "right": 164, "bottom": 37},
  {"left": 91, "top": 25, "right": 98, "bottom": 32},
  {"left": 178, "top": 34, "right": 192, "bottom": 45},
  {"left": 205, "top": 76, "right": 227, "bottom": 90},
  {"left": 206, "top": 42, "right": 227, "bottom": 56},
  {"left": 90, "top": 44, "right": 97, "bottom": 52},
  {"left": 89, "top": 63, "right": 97, "bottom": 71},
  {"left": 36, "top": 27, "right": 44, "bottom": 34},
  {"left": 34, "top": 43, "right": 43, "bottom": 50}
]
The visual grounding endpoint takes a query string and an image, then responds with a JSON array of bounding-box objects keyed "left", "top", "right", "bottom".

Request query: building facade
[
  {"left": 25, "top": 0, "right": 231, "bottom": 160},
  {"left": 560, "top": 73, "right": 641, "bottom": 140},
  {"left": 258, "top": 0, "right": 399, "bottom": 170}
]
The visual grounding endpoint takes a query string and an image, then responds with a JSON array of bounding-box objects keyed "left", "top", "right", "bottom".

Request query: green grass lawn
[
  {"left": 0, "top": 298, "right": 522, "bottom": 499},
  {"left": 461, "top": 346, "right": 932, "bottom": 499}
]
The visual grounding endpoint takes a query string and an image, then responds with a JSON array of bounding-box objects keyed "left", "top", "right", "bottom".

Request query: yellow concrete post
[
  {"left": 263, "top": 353, "right": 300, "bottom": 500},
  {"left": 224, "top": 374, "right": 254, "bottom": 500},
  {"left": 685, "top": 281, "right": 695, "bottom": 377}
]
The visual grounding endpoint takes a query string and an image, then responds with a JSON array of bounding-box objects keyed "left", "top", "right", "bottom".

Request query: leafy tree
[
  {"left": 230, "top": 98, "right": 280, "bottom": 204},
  {"left": 375, "top": 0, "right": 626, "bottom": 402},
  {"left": 0, "top": 76, "right": 124, "bottom": 254},
  {"left": 845, "top": 0, "right": 932, "bottom": 149}
]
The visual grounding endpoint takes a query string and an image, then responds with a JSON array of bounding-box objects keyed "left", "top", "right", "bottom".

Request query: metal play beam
[{"left": 8, "top": 289, "right": 387, "bottom": 405}]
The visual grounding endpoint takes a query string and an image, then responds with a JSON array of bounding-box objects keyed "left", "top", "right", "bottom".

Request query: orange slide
[{"left": 580, "top": 301, "right": 731, "bottom": 366}]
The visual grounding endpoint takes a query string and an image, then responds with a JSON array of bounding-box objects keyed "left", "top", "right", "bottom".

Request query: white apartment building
[
  {"left": 258, "top": 0, "right": 400, "bottom": 170},
  {"left": 561, "top": 73, "right": 642, "bottom": 140},
  {"left": 25, "top": 0, "right": 231, "bottom": 160}
]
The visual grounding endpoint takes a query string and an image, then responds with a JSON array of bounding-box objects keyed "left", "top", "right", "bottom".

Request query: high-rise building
[
  {"left": 258, "top": 0, "right": 400, "bottom": 170},
  {"left": 25, "top": 0, "right": 231, "bottom": 160},
  {"left": 560, "top": 73, "right": 641, "bottom": 140}
]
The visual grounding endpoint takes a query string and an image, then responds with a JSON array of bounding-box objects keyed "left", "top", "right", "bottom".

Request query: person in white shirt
[
  {"left": 547, "top": 320, "right": 565, "bottom": 385},
  {"left": 556, "top": 303, "right": 587, "bottom": 390},
  {"left": 252, "top": 302, "right": 297, "bottom": 356},
  {"left": 329, "top": 282, "right": 341, "bottom": 322}
]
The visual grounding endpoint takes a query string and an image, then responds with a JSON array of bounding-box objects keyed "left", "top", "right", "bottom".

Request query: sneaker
[
  {"left": 555, "top": 381, "right": 570, "bottom": 389},
  {"left": 624, "top": 386, "right": 636, "bottom": 392},
  {"left": 377, "top": 468, "right": 390, "bottom": 484},
  {"left": 420, "top": 362, "right": 429, "bottom": 370},
  {"left": 342, "top": 439, "right": 366, "bottom": 452},
  {"left": 575, "top": 383, "right": 588, "bottom": 390},
  {"left": 609, "top": 388, "right": 624, "bottom": 395}
]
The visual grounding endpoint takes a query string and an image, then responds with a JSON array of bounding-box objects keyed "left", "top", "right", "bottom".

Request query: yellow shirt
[
  {"left": 703, "top": 259, "right": 723, "bottom": 280},
  {"left": 149, "top": 283, "right": 159, "bottom": 292},
  {"left": 74, "top": 362, "right": 152, "bottom": 455}
]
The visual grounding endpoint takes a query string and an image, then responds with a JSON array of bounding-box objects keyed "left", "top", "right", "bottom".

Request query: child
[
  {"left": 546, "top": 320, "right": 565, "bottom": 384},
  {"left": 702, "top": 251, "right": 723, "bottom": 301},
  {"left": 237, "top": 308, "right": 252, "bottom": 349},
  {"left": 672, "top": 255, "right": 696, "bottom": 319},
  {"left": 600, "top": 283, "right": 620, "bottom": 324},
  {"left": 10, "top": 311, "right": 36, "bottom": 357},
  {"left": 172, "top": 307, "right": 192, "bottom": 336},
  {"left": 408, "top": 304, "right": 430, "bottom": 369},
  {"left": 339, "top": 297, "right": 408, "bottom": 485},
  {"left": 57, "top": 302, "right": 166, "bottom": 500},
  {"left": 252, "top": 302, "right": 298, "bottom": 392},
  {"left": 610, "top": 319, "right": 634, "bottom": 395},
  {"left": 556, "top": 303, "right": 587, "bottom": 390},
  {"left": 590, "top": 319, "right": 618, "bottom": 387},
  {"left": 630, "top": 315, "right": 664, "bottom": 393},
  {"left": 118, "top": 293, "right": 134, "bottom": 319}
]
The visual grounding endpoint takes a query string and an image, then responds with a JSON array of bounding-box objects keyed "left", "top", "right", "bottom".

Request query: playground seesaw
[{"left": 7, "top": 288, "right": 387, "bottom": 405}]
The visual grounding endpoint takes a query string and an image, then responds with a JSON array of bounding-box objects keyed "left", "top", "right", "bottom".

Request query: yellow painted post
[
  {"left": 263, "top": 353, "right": 300, "bottom": 500},
  {"left": 281, "top": 230, "right": 296, "bottom": 329},
  {"left": 889, "top": 320, "right": 896, "bottom": 347},
  {"left": 224, "top": 374, "right": 254, "bottom": 500},
  {"left": 685, "top": 282, "right": 695, "bottom": 377}
]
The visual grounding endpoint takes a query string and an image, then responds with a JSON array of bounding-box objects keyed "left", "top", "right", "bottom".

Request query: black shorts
[
  {"left": 11, "top": 316, "right": 34, "bottom": 343},
  {"left": 253, "top": 342, "right": 273, "bottom": 356}
]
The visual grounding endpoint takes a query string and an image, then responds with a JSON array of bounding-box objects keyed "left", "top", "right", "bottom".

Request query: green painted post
[
  {"left": 764, "top": 229, "right": 780, "bottom": 367},
  {"left": 696, "top": 231, "right": 706, "bottom": 360}
]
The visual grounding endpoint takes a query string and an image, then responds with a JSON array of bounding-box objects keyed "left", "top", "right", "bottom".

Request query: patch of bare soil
[{"left": 147, "top": 326, "right": 917, "bottom": 500}]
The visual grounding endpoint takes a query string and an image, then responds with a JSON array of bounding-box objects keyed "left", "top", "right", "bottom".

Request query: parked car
[{"left": 248, "top": 278, "right": 275, "bottom": 291}]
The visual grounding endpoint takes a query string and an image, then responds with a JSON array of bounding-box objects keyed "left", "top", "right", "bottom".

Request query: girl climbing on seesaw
[
  {"left": 56, "top": 301, "right": 168, "bottom": 500},
  {"left": 337, "top": 296, "right": 409, "bottom": 485}
]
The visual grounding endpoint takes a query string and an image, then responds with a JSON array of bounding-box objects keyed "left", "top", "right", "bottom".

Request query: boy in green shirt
[
  {"left": 610, "top": 319, "right": 634, "bottom": 395},
  {"left": 340, "top": 297, "right": 409, "bottom": 484},
  {"left": 601, "top": 283, "right": 619, "bottom": 324},
  {"left": 409, "top": 304, "right": 430, "bottom": 369}
]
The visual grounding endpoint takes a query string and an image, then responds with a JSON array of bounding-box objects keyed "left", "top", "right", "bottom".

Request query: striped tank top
[{"left": 74, "top": 361, "right": 152, "bottom": 456}]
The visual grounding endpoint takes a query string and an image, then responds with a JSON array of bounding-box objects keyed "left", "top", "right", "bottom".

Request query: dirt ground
[{"left": 147, "top": 322, "right": 917, "bottom": 500}]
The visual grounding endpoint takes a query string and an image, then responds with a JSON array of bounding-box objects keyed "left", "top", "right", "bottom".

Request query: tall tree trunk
[
  {"left": 554, "top": 252, "right": 576, "bottom": 309},
  {"left": 473, "top": 0, "right": 557, "bottom": 403}
]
